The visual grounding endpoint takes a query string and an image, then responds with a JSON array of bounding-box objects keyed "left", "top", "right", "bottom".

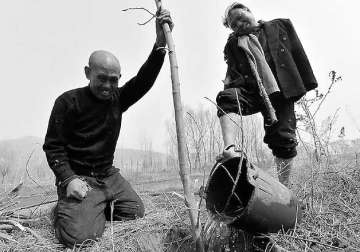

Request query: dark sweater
[{"left": 43, "top": 46, "right": 165, "bottom": 184}]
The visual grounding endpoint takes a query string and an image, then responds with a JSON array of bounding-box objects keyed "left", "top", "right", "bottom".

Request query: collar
[{"left": 228, "top": 21, "right": 265, "bottom": 41}]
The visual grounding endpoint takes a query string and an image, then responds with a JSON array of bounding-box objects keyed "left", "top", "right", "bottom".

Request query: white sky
[{"left": 0, "top": 0, "right": 359, "bottom": 152}]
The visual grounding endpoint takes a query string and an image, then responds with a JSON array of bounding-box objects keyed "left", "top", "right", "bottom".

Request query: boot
[
  {"left": 274, "top": 157, "right": 294, "bottom": 187},
  {"left": 215, "top": 144, "right": 239, "bottom": 161}
]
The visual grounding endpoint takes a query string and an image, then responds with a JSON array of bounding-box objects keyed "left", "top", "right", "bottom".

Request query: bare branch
[
  {"left": 204, "top": 97, "right": 240, "bottom": 128},
  {"left": 122, "top": 7, "right": 156, "bottom": 26},
  {"left": 312, "top": 71, "right": 342, "bottom": 117},
  {"left": 0, "top": 231, "right": 18, "bottom": 243}
]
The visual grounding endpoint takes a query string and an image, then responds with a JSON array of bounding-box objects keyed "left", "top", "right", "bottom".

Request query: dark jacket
[
  {"left": 43, "top": 46, "right": 165, "bottom": 184},
  {"left": 224, "top": 18, "right": 318, "bottom": 100}
]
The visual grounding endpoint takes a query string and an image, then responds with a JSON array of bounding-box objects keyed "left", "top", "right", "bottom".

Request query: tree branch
[{"left": 122, "top": 7, "right": 156, "bottom": 26}]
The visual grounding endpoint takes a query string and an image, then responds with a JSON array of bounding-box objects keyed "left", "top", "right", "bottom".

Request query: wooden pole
[{"left": 154, "top": 1, "right": 204, "bottom": 251}]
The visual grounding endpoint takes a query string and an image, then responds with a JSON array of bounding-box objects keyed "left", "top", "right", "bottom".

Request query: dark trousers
[
  {"left": 54, "top": 172, "right": 144, "bottom": 248},
  {"left": 261, "top": 94, "right": 297, "bottom": 158},
  {"left": 216, "top": 88, "right": 297, "bottom": 159}
]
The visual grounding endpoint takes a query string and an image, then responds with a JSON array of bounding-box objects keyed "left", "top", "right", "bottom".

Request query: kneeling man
[{"left": 43, "top": 9, "right": 173, "bottom": 248}]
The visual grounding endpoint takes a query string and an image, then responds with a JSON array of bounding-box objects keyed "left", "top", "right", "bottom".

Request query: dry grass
[
  {"left": 269, "top": 155, "right": 360, "bottom": 251},
  {"left": 1, "top": 154, "right": 360, "bottom": 251},
  {"left": 0, "top": 193, "right": 200, "bottom": 252}
]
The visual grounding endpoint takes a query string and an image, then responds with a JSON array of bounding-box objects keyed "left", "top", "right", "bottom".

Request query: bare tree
[{"left": 0, "top": 147, "right": 14, "bottom": 190}]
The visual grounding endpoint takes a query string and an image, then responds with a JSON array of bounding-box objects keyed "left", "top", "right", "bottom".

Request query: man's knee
[
  {"left": 55, "top": 221, "right": 91, "bottom": 248},
  {"left": 135, "top": 198, "right": 145, "bottom": 218},
  {"left": 135, "top": 199, "right": 145, "bottom": 218},
  {"left": 53, "top": 194, "right": 107, "bottom": 248},
  {"left": 54, "top": 215, "right": 105, "bottom": 248},
  {"left": 107, "top": 173, "right": 145, "bottom": 220},
  {"left": 108, "top": 197, "right": 145, "bottom": 221}
]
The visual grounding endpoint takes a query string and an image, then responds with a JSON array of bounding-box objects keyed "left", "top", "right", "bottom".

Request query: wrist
[
  {"left": 155, "top": 39, "right": 166, "bottom": 48},
  {"left": 154, "top": 42, "right": 167, "bottom": 55},
  {"left": 60, "top": 175, "right": 79, "bottom": 188}
]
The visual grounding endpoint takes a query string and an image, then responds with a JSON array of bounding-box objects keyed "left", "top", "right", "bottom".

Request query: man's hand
[
  {"left": 155, "top": 8, "right": 174, "bottom": 47},
  {"left": 66, "top": 178, "right": 90, "bottom": 200}
]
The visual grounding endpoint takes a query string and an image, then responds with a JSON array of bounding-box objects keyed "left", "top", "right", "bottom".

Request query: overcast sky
[{"left": 0, "top": 0, "right": 359, "bottom": 152}]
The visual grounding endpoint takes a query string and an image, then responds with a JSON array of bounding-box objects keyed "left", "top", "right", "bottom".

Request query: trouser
[
  {"left": 216, "top": 88, "right": 298, "bottom": 159},
  {"left": 54, "top": 171, "right": 144, "bottom": 248}
]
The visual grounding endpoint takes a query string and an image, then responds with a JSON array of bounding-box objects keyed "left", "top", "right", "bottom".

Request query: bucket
[{"left": 205, "top": 155, "right": 301, "bottom": 233}]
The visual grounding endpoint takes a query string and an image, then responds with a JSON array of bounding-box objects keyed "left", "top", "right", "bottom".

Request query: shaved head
[
  {"left": 85, "top": 50, "right": 121, "bottom": 100},
  {"left": 88, "top": 50, "right": 121, "bottom": 74}
]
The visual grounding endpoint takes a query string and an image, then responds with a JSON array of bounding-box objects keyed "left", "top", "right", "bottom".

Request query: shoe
[{"left": 216, "top": 144, "right": 240, "bottom": 162}]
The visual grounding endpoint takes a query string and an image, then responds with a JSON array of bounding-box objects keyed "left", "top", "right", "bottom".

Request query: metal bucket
[{"left": 205, "top": 155, "right": 301, "bottom": 233}]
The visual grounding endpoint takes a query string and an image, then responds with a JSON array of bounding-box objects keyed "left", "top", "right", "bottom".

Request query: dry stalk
[
  {"left": 279, "top": 234, "right": 342, "bottom": 250},
  {"left": 153, "top": 1, "right": 204, "bottom": 250},
  {"left": 0, "top": 231, "right": 18, "bottom": 243},
  {"left": 312, "top": 70, "right": 342, "bottom": 117},
  {"left": 0, "top": 219, "right": 44, "bottom": 242},
  {"left": 185, "top": 112, "right": 209, "bottom": 227},
  {"left": 122, "top": 7, "right": 156, "bottom": 26},
  {"left": 4, "top": 199, "right": 57, "bottom": 216}
]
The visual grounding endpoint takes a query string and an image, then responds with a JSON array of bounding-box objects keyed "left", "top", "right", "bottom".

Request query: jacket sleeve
[
  {"left": 284, "top": 19, "right": 318, "bottom": 91},
  {"left": 43, "top": 96, "right": 76, "bottom": 184},
  {"left": 117, "top": 45, "right": 166, "bottom": 112}
]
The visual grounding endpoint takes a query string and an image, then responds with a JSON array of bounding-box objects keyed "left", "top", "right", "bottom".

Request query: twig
[
  {"left": 0, "top": 219, "right": 25, "bottom": 231},
  {"left": 279, "top": 234, "right": 342, "bottom": 250},
  {"left": 312, "top": 71, "right": 341, "bottom": 117},
  {"left": 122, "top": 7, "right": 155, "bottom": 17},
  {"left": 171, "top": 191, "right": 184, "bottom": 200},
  {"left": 0, "top": 182, "right": 23, "bottom": 206},
  {"left": 163, "top": 192, "right": 183, "bottom": 222},
  {"left": 0, "top": 224, "right": 13, "bottom": 231},
  {"left": 204, "top": 97, "right": 241, "bottom": 128},
  {"left": 5, "top": 217, "right": 43, "bottom": 224},
  {"left": 222, "top": 89, "right": 246, "bottom": 212},
  {"left": 4, "top": 199, "right": 57, "bottom": 215},
  {"left": 24, "top": 227, "right": 44, "bottom": 242},
  {"left": 110, "top": 200, "right": 115, "bottom": 252},
  {"left": 0, "top": 219, "right": 44, "bottom": 242},
  {"left": 122, "top": 7, "right": 156, "bottom": 26},
  {"left": 30, "top": 194, "right": 56, "bottom": 217},
  {"left": 0, "top": 231, "right": 18, "bottom": 243},
  {"left": 25, "top": 144, "right": 51, "bottom": 195},
  {"left": 185, "top": 112, "right": 208, "bottom": 228},
  {"left": 0, "top": 201, "right": 18, "bottom": 213}
]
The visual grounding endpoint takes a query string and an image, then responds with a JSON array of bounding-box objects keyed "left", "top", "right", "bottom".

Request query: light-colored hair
[{"left": 223, "top": 2, "right": 251, "bottom": 28}]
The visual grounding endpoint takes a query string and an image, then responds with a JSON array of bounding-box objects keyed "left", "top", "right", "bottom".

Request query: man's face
[
  {"left": 86, "top": 65, "right": 121, "bottom": 101},
  {"left": 228, "top": 8, "right": 257, "bottom": 32}
]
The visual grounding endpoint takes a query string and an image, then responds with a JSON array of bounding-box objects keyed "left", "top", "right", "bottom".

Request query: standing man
[
  {"left": 216, "top": 2, "right": 317, "bottom": 186},
  {"left": 43, "top": 9, "right": 173, "bottom": 248}
]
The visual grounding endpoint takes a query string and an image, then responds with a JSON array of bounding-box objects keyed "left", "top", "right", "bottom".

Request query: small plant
[{"left": 296, "top": 70, "right": 342, "bottom": 162}]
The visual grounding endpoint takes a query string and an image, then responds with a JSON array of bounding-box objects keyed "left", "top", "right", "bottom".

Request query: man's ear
[{"left": 84, "top": 66, "right": 91, "bottom": 80}]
